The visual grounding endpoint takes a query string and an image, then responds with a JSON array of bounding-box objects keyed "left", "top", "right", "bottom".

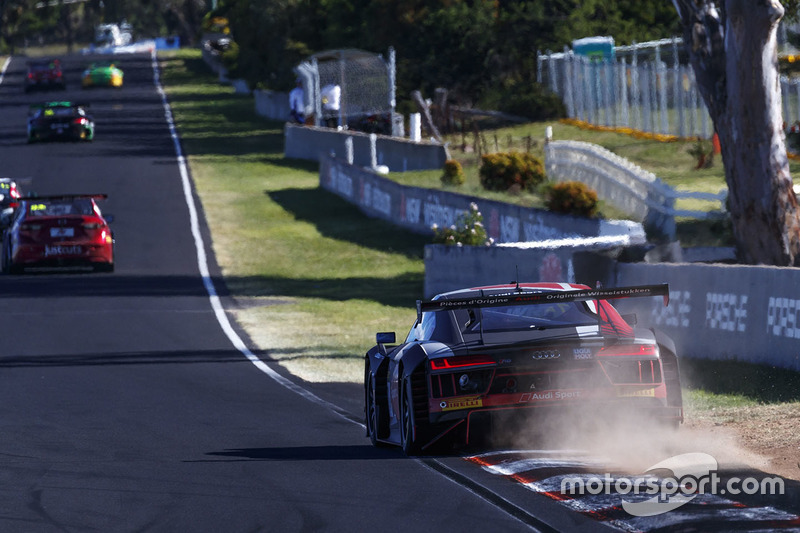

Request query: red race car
[
  {"left": 2, "top": 194, "right": 114, "bottom": 273},
  {"left": 24, "top": 59, "right": 66, "bottom": 92},
  {"left": 364, "top": 282, "right": 683, "bottom": 455}
]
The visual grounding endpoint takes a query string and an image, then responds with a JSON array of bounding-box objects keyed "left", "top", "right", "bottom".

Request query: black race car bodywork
[
  {"left": 364, "top": 282, "right": 683, "bottom": 455},
  {"left": 27, "top": 102, "right": 94, "bottom": 143}
]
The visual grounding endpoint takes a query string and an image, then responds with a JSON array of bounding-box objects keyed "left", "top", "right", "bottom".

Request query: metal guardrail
[{"left": 545, "top": 140, "right": 727, "bottom": 238}]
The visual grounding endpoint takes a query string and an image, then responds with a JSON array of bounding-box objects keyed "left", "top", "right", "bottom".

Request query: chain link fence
[
  {"left": 296, "top": 48, "right": 396, "bottom": 134},
  {"left": 538, "top": 33, "right": 800, "bottom": 139}
]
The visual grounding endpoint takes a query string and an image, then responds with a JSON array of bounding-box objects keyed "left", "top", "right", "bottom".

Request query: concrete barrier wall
[
  {"left": 545, "top": 140, "right": 727, "bottom": 239},
  {"left": 290, "top": 124, "right": 448, "bottom": 172},
  {"left": 424, "top": 243, "right": 622, "bottom": 298},
  {"left": 320, "top": 156, "right": 646, "bottom": 244},
  {"left": 608, "top": 262, "right": 800, "bottom": 371},
  {"left": 254, "top": 89, "right": 290, "bottom": 122}
]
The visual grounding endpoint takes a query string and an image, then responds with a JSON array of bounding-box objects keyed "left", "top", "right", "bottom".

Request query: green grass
[
  {"left": 160, "top": 50, "right": 425, "bottom": 383},
  {"left": 680, "top": 357, "right": 800, "bottom": 417},
  {"left": 160, "top": 49, "right": 800, "bottom": 413},
  {"left": 681, "top": 358, "right": 800, "bottom": 404}
]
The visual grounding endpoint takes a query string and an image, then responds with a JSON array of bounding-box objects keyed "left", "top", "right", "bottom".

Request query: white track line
[{"left": 150, "top": 50, "right": 360, "bottom": 426}]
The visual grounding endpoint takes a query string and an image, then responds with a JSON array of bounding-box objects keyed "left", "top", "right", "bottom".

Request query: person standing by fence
[{"left": 320, "top": 83, "right": 341, "bottom": 128}]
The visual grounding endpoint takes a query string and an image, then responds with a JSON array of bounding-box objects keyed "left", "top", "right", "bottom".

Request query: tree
[{"left": 674, "top": 0, "right": 800, "bottom": 265}]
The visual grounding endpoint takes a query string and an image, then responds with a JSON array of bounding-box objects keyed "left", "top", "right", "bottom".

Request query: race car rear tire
[
  {"left": 400, "top": 378, "right": 422, "bottom": 456},
  {"left": 366, "top": 374, "right": 379, "bottom": 446}
]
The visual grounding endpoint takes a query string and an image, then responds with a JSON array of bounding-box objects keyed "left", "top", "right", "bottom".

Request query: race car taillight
[
  {"left": 429, "top": 356, "right": 495, "bottom": 398},
  {"left": 73, "top": 118, "right": 88, "bottom": 126},
  {"left": 600, "top": 358, "right": 662, "bottom": 384},
  {"left": 598, "top": 345, "right": 661, "bottom": 384},
  {"left": 597, "top": 344, "right": 657, "bottom": 357},
  {"left": 9, "top": 185, "right": 19, "bottom": 208},
  {"left": 430, "top": 354, "right": 495, "bottom": 370}
]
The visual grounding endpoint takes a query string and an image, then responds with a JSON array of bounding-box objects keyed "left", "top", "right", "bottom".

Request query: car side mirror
[
  {"left": 376, "top": 332, "right": 395, "bottom": 344},
  {"left": 376, "top": 332, "right": 396, "bottom": 355}
]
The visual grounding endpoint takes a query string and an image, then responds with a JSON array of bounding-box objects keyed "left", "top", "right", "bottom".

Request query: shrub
[
  {"left": 543, "top": 181, "right": 599, "bottom": 217},
  {"left": 440, "top": 159, "right": 465, "bottom": 186},
  {"left": 479, "top": 151, "right": 545, "bottom": 192},
  {"left": 432, "top": 203, "right": 494, "bottom": 246},
  {"left": 477, "top": 81, "right": 567, "bottom": 121}
]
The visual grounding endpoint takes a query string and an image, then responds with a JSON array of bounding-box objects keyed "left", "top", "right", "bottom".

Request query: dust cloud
[{"left": 487, "top": 407, "right": 770, "bottom": 475}]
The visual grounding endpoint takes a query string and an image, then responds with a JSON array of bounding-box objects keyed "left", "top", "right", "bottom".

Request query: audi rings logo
[{"left": 530, "top": 350, "right": 560, "bottom": 360}]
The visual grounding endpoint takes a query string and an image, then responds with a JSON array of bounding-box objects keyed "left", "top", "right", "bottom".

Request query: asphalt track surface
[{"left": 0, "top": 52, "right": 798, "bottom": 532}]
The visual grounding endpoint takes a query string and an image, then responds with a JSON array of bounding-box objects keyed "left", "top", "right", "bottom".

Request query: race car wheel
[{"left": 400, "top": 378, "right": 422, "bottom": 456}]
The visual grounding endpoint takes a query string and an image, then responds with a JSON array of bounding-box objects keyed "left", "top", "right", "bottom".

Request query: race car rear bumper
[
  {"left": 12, "top": 243, "right": 113, "bottom": 269},
  {"left": 29, "top": 125, "right": 92, "bottom": 142}
]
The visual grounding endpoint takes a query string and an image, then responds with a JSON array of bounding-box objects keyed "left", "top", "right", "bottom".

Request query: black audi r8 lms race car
[
  {"left": 27, "top": 102, "right": 94, "bottom": 143},
  {"left": 364, "top": 282, "right": 683, "bottom": 455}
]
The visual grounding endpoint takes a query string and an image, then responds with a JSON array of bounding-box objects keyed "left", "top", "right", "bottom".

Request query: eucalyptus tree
[{"left": 674, "top": 0, "right": 800, "bottom": 265}]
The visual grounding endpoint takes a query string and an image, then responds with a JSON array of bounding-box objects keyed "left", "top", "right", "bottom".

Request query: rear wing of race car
[{"left": 417, "top": 283, "right": 669, "bottom": 322}]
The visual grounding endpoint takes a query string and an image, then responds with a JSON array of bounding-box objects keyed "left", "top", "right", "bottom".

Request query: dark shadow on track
[
  {"left": 0, "top": 348, "right": 272, "bottom": 367},
  {"left": 200, "top": 444, "right": 403, "bottom": 462},
  {"left": 0, "top": 273, "right": 224, "bottom": 298}
]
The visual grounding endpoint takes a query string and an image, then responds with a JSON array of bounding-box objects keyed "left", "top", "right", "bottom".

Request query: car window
[
  {"left": 404, "top": 310, "right": 456, "bottom": 343},
  {"left": 405, "top": 312, "right": 436, "bottom": 342},
  {"left": 462, "top": 301, "right": 599, "bottom": 334},
  {"left": 27, "top": 200, "right": 93, "bottom": 217}
]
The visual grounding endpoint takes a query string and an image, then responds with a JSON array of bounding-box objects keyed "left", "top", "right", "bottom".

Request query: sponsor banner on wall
[{"left": 613, "top": 263, "right": 800, "bottom": 371}]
